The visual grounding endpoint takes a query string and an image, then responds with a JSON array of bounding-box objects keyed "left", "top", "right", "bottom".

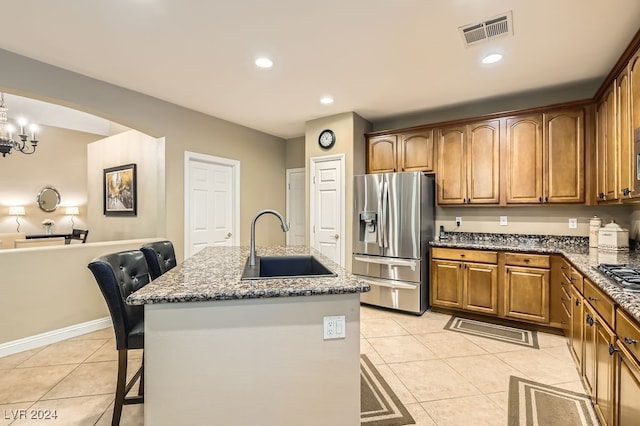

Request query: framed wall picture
[{"left": 103, "top": 163, "right": 137, "bottom": 216}]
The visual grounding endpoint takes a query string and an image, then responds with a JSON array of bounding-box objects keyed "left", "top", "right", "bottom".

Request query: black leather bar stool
[
  {"left": 141, "top": 240, "right": 177, "bottom": 280},
  {"left": 87, "top": 250, "right": 148, "bottom": 425}
]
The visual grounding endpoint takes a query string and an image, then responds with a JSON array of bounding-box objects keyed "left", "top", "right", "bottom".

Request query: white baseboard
[{"left": 0, "top": 317, "right": 113, "bottom": 358}]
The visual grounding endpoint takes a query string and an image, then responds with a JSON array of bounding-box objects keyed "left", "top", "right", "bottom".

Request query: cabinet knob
[
  {"left": 609, "top": 343, "right": 619, "bottom": 356},
  {"left": 598, "top": 192, "right": 605, "bottom": 199},
  {"left": 588, "top": 296, "right": 598, "bottom": 302},
  {"left": 623, "top": 188, "right": 631, "bottom": 196},
  {"left": 524, "top": 258, "right": 530, "bottom": 263},
  {"left": 624, "top": 337, "right": 638, "bottom": 345},
  {"left": 545, "top": 196, "right": 549, "bottom": 203},
  {"left": 561, "top": 297, "right": 567, "bottom": 302},
  {"left": 539, "top": 197, "right": 542, "bottom": 203},
  {"left": 561, "top": 266, "right": 569, "bottom": 270},
  {"left": 460, "top": 254, "right": 465, "bottom": 257},
  {"left": 575, "top": 298, "right": 581, "bottom": 306}
]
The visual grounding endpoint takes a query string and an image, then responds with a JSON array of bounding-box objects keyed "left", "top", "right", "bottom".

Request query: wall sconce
[
  {"left": 9, "top": 206, "right": 25, "bottom": 232},
  {"left": 65, "top": 206, "right": 79, "bottom": 228}
]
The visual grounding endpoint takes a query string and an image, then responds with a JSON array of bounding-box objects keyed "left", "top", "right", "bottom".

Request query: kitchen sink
[{"left": 241, "top": 255, "right": 336, "bottom": 280}]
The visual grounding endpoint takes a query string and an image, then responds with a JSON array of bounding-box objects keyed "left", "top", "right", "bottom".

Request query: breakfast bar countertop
[
  {"left": 126, "top": 245, "right": 370, "bottom": 305},
  {"left": 431, "top": 233, "right": 640, "bottom": 323}
]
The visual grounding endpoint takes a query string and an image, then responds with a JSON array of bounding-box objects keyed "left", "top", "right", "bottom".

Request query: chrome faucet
[{"left": 249, "top": 209, "right": 289, "bottom": 266}]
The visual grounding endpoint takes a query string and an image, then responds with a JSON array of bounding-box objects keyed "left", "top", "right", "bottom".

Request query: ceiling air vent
[{"left": 459, "top": 11, "right": 513, "bottom": 47}]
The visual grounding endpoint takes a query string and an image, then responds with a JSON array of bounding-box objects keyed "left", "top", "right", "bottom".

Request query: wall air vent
[{"left": 459, "top": 11, "right": 513, "bottom": 47}]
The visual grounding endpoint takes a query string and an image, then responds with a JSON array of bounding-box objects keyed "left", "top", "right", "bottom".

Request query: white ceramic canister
[{"left": 589, "top": 216, "right": 602, "bottom": 248}]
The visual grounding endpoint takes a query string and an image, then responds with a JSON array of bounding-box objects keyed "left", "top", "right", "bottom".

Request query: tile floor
[{"left": 0, "top": 306, "right": 584, "bottom": 426}]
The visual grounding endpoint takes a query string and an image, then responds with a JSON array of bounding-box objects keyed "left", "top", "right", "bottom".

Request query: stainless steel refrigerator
[{"left": 352, "top": 172, "right": 435, "bottom": 314}]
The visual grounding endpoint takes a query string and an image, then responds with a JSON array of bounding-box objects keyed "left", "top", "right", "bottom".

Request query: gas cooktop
[{"left": 597, "top": 264, "right": 640, "bottom": 293}]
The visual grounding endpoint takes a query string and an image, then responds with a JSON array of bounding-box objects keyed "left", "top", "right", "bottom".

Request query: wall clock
[{"left": 318, "top": 129, "right": 336, "bottom": 149}]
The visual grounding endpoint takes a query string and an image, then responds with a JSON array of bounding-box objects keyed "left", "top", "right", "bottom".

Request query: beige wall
[
  {"left": 0, "top": 48, "right": 287, "bottom": 260},
  {"left": 305, "top": 112, "right": 371, "bottom": 270},
  {"left": 285, "top": 136, "right": 305, "bottom": 169},
  {"left": 87, "top": 130, "right": 166, "bottom": 242},
  {"left": 0, "top": 124, "right": 102, "bottom": 235}
]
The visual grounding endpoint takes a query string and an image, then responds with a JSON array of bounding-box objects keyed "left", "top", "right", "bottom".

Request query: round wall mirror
[{"left": 37, "top": 186, "right": 61, "bottom": 212}]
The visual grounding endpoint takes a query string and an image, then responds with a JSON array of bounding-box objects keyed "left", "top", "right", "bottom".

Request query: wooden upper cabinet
[
  {"left": 398, "top": 130, "right": 434, "bottom": 172},
  {"left": 467, "top": 120, "right": 500, "bottom": 204},
  {"left": 504, "top": 115, "right": 544, "bottom": 203},
  {"left": 367, "top": 135, "right": 397, "bottom": 173},
  {"left": 631, "top": 50, "right": 640, "bottom": 198},
  {"left": 544, "top": 109, "right": 585, "bottom": 203},
  {"left": 437, "top": 126, "right": 466, "bottom": 204},
  {"left": 618, "top": 69, "right": 633, "bottom": 199},
  {"left": 366, "top": 130, "right": 434, "bottom": 174},
  {"left": 604, "top": 87, "right": 619, "bottom": 201}
]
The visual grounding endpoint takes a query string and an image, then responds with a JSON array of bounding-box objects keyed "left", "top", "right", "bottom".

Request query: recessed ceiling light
[
  {"left": 255, "top": 57, "right": 273, "bottom": 68},
  {"left": 320, "top": 96, "right": 334, "bottom": 105},
  {"left": 481, "top": 53, "right": 503, "bottom": 64}
]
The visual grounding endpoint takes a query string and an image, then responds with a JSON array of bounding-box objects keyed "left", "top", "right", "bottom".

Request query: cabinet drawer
[
  {"left": 570, "top": 267, "right": 584, "bottom": 294},
  {"left": 616, "top": 309, "right": 640, "bottom": 363},
  {"left": 505, "top": 253, "right": 550, "bottom": 268},
  {"left": 561, "top": 284, "right": 571, "bottom": 306},
  {"left": 559, "top": 257, "right": 571, "bottom": 274},
  {"left": 584, "top": 278, "right": 615, "bottom": 327},
  {"left": 431, "top": 248, "right": 497, "bottom": 264}
]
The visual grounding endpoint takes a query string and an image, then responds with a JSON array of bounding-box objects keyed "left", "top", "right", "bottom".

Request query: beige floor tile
[
  {"left": 552, "top": 380, "right": 590, "bottom": 394},
  {"left": 84, "top": 340, "right": 118, "bottom": 362},
  {"left": 0, "top": 402, "right": 35, "bottom": 426},
  {"left": 372, "top": 363, "right": 417, "bottom": 405},
  {"left": 42, "top": 361, "right": 118, "bottom": 399},
  {"left": 414, "top": 331, "right": 488, "bottom": 358},
  {"left": 360, "top": 339, "right": 384, "bottom": 364},
  {"left": 67, "top": 327, "right": 115, "bottom": 342},
  {"left": 421, "top": 394, "right": 507, "bottom": 426},
  {"left": 360, "top": 305, "right": 399, "bottom": 320},
  {"left": 18, "top": 340, "right": 107, "bottom": 367},
  {"left": 536, "top": 331, "right": 569, "bottom": 348},
  {"left": 543, "top": 344, "right": 577, "bottom": 365},
  {"left": 462, "top": 333, "right": 539, "bottom": 354},
  {"left": 392, "top": 311, "right": 453, "bottom": 334},
  {"left": 403, "top": 403, "right": 437, "bottom": 426},
  {"left": 445, "top": 354, "right": 528, "bottom": 393},
  {"left": 390, "top": 359, "right": 481, "bottom": 402},
  {"left": 0, "top": 348, "right": 45, "bottom": 371},
  {"left": 486, "top": 391, "right": 509, "bottom": 412},
  {"left": 0, "top": 365, "right": 76, "bottom": 404},
  {"left": 368, "top": 335, "right": 437, "bottom": 363},
  {"left": 95, "top": 400, "right": 144, "bottom": 426},
  {"left": 10, "top": 394, "right": 113, "bottom": 426},
  {"left": 360, "top": 318, "right": 409, "bottom": 338},
  {"left": 495, "top": 349, "right": 582, "bottom": 385}
]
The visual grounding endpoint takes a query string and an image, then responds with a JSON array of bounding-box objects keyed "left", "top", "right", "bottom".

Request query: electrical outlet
[
  {"left": 569, "top": 218, "right": 578, "bottom": 229},
  {"left": 455, "top": 217, "right": 462, "bottom": 227},
  {"left": 500, "top": 216, "right": 508, "bottom": 226},
  {"left": 323, "top": 315, "right": 346, "bottom": 340}
]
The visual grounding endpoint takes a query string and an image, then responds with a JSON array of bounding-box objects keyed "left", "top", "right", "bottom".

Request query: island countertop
[{"left": 127, "top": 245, "right": 370, "bottom": 305}]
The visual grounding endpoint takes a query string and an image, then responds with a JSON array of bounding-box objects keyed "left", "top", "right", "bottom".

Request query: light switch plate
[
  {"left": 324, "top": 315, "right": 346, "bottom": 340},
  {"left": 500, "top": 216, "right": 508, "bottom": 226},
  {"left": 569, "top": 218, "right": 578, "bottom": 229}
]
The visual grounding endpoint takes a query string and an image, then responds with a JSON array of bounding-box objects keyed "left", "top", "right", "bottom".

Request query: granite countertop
[
  {"left": 431, "top": 233, "right": 640, "bottom": 323},
  {"left": 127, "top": 245, "right": 370, "bottom": 305}
]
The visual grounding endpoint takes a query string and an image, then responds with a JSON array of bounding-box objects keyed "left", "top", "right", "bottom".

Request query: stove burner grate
[{"left": 597, "top": 264, "right": 640, "bottom": 293}]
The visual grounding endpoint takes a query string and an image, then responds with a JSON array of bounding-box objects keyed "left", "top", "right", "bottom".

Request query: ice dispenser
[{"left": 359, "top": 211, "right": 377, "bottom": 243}]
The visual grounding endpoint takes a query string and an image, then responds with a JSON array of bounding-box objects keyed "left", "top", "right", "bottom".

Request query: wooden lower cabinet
[
  {"left": 431, "top": 260, "right": 463, "bottom": 309},
  {"left": 504, "top": 265, "right": 549, "bottom": 323},
  {"left": 616, "top": 344, "right": 640, "bottom": 425},
  {"left": 463, "top": 262, "right": 498, "bottom": 315},
  {"left": 570, "top": 286, "right": 584, "bottom": 374}
]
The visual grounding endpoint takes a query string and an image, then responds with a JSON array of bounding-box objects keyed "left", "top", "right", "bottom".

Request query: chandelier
[{"left": 0, "top": 93, "right": 39, "bottom": 157}]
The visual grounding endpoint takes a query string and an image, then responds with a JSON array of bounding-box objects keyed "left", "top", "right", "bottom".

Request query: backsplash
[{"left": 438, "top": 231, "right": 589, "bottom": 251}]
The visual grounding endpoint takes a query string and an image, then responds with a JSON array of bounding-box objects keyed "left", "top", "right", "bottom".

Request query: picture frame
[{"left": 103, "top": 163, "right": 137, "bottom": 216}]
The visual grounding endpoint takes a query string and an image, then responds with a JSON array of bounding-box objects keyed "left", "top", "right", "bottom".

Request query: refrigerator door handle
[
  {"left": 353, "top": 255, "right": 418, "bottom": 271},
  {"left": 358, "top": 277, "right": 417, "bottom": 290},
  {"left": 377, "top": 179, "right": 385, "bottom": 248},
  {"left": 381, "top": 177, "right": 389, "bottom": 248}
]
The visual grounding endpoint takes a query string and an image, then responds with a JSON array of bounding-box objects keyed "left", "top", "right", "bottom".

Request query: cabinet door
[
  {"left": 594, "top": 317, "right": 615, "bottom": 426},
  {"left": 544, "top": 110, "right": 585, "bottom": 203},
  {"left": 504, "top": 265, "right": 549, "bottom": 323},
  {"left": 617, "top": 344, "right": 640, "bottom": 425},
  {"left": 505, "top": 115, "right": 544, "bottom": 203},
  {"left": 596, "top": 99, "right": 609, "bottom": 201},
  {"left": 367, "top": 135, "right": 397, "bottom": 174},
  {"left": 570, "top": 287, "right": 584, "bottom": 374},
  {"left": 398, "top": 130, "right": 434, "bottom": 172},
  {"left": 618, "top": 69, "right": 633, "bottom": 199},
  {"left": 631, "top": 51, "right": 640, "bottom": 198},
  {"left": 605, "top": 87, "right": 619, "bottom": 201},
  {"left": 467, "top": 120, "right": 500, "bottom": 204},
  {"left": 463, "top": 262, "right": 498, "bottom": 315},
  {"left": 437, "top": 126, "right": 467, "bottom": 204},
  {"left": 431, "top": 260, "right": 463, "bottom": 308}
]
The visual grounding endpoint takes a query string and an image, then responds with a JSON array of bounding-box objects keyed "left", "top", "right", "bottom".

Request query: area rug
[
  {"left": 361, "top": 354, "right": 415, "bottom": 425},
  {"left": 444, "top": 316, "right": 539, "bottom": 349},
  {"left": 508, "top": 376, "right": 600, "bottom": 425}
]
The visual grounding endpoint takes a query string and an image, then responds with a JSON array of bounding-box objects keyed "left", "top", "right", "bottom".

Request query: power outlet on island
[{"left": 323, "top": 315, "right": 346, "bottom": 340}]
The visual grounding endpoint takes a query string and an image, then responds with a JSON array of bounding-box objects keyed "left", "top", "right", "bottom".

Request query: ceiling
[{"left": 2, "top": 0, "right": 640, "bottom": 139}]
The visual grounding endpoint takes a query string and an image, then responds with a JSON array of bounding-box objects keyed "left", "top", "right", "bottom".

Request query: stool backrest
[
  {"left": 141, "top": 240, "right": 177, "bottom": 280},
  {"left": 87, "top": 250, "right": 150, "bottom": 350}
]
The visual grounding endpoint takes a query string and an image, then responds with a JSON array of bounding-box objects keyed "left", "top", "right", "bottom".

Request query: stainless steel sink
[{"left": 241, "top": 255, "right": 337, "bottom": 280}]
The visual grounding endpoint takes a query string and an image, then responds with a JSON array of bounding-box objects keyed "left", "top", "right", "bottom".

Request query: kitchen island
[{"left": 127, "top": 246, "right": 369, "bottom": 426}]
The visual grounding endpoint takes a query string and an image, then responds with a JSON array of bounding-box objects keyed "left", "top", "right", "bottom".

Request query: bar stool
[{"left": 141, "top": 240, "right": 177, "bottom": 280}]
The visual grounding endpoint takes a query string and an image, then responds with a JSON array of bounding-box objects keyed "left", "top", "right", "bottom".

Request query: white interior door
[
  {"left": 184, "top": 152, "right": 240, "bottom": 258},
  {"left": 310, "top": 155, "right": 345, "bottom": 266},
  {"left": 286, "top": 168, "right": 305, "bottom": 246}
]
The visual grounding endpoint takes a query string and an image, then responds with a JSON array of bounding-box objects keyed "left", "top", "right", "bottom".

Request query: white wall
[{"left": 87, "top": 130, "right": 166, "bottom": 241}]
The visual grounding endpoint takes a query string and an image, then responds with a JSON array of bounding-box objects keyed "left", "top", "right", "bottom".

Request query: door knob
[
  {"left": 334, "top": 234, "right": 340, "bottom": 240},
  {"left": 225, "top": 232, "right": 232, "bottom": 239}
]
